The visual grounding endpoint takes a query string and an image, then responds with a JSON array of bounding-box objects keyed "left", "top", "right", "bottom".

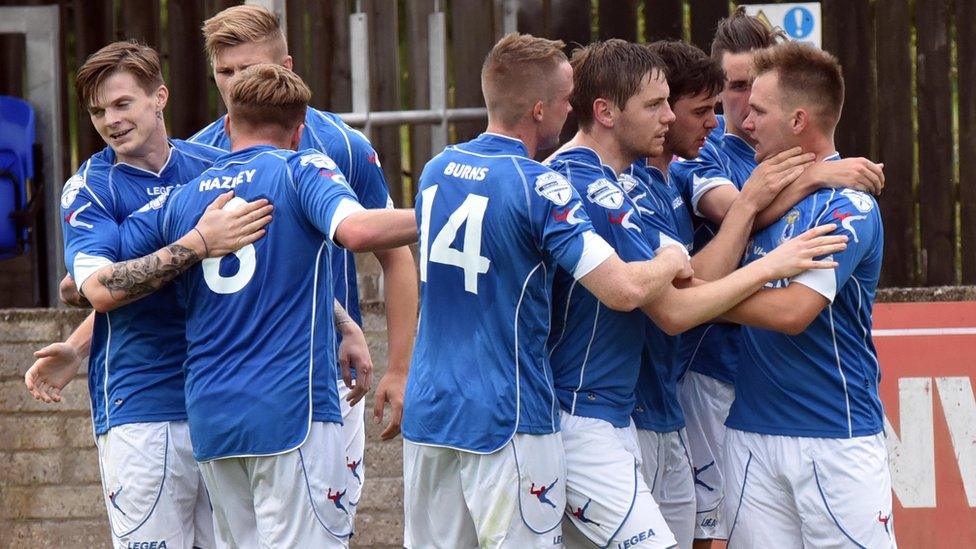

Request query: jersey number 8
[
  {"left": 202, "top": 197, "right": 257, "bottom": 294},
  {"left": 419, "top": 185, "right": 491, "bottom": 295}
]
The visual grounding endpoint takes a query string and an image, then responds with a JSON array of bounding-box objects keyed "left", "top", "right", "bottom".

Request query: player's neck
[
  {"left": 570, "top": 129, "right": 633, "bottom": 175},
  {"left": 646, "top": 151, "right": 670, "bottom": 175},
  {"left": 800, "top": 133, "right": 837, "bottom": 161},
  {"left": 230, "top": 136, "right": 293, "bottom": 152},
  {"left": 115, "top": 127, "right": 171, "bottom": 173},
  {"left": 484, "top": 122, "right": 538, "bottom": 157}
]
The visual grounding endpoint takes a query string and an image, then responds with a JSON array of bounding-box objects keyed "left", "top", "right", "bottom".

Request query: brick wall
[{"left": 0, "top": 255, "right": 407, "bottom": 548}]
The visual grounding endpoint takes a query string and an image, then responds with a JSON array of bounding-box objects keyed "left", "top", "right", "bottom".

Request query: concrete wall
[{"left": 0, "top": 256, "right": 406, "bottom": 548}]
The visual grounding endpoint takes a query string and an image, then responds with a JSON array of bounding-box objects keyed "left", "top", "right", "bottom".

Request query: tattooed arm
[{"left": 81, "top": 192, "right": 274, "bottom": 313}]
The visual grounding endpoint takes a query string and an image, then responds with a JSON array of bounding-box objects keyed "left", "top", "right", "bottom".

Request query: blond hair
[
  {"left": 229, "top": 63, "right": 310, "bottom": 133},
  {"left": 753, "top": 42, "right": 845, "bottom": 131},
  {"left": 202, "top": 4, "right": 286, "bottom": 62},
  {"left": 76, "top": 40, "right": 163, "bottom": 109},
  {"left": 481, "top": 33, "right": 567, "bottom": 127}
]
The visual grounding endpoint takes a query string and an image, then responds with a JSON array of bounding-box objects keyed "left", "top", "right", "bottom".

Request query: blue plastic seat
[{"left": 0, "top": 95, "right": 36, "bottom": 259}]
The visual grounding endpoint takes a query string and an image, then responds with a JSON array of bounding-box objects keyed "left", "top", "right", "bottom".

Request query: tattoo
[
  {"left": 97, "top": 244, "right": 200, "bottom": 302},
  {"left": 334, "top": 299, "right": 354, "bottom": 328}
]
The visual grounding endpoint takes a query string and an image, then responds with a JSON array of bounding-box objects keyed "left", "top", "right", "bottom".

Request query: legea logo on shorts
[
  {"left": 618, "top": 528, "right": 656, "bottom": 548},
  {"left": 126, "top": 542, "right": 168, "bottom": 549}
]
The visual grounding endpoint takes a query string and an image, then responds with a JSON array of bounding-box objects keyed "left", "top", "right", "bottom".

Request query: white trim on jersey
[
  {"left": 329, "top": 198, "right": 366, "bottom": 242},
  {"left": 74, "top": 252, "right": 112, "bottom": 293},
  {"left": 690, "top": 175, "right": 735, "bottom": 218},
  {"left": 827, "top": 305, "right": 854, "bottom": 438},
  {"left": 309, "top": 109, "right": 355, "bottom": 178},
  {"left": 570, "top": 304, "right": 601, "bottom": 416},
  {"left": 103, "top": 312, "right": 112, "bottom": 430},
  {"left": 792, "top": 263, "right": 837, "bottom": 302},
  {"left": 114, "top": 146, "right": 175, "bottom": 178},
  {"left": 656, "top": 232, "right": 690, "bottom": 258},
  {"left": 572, "top": 232, "right": 614, "bottom": 279}
]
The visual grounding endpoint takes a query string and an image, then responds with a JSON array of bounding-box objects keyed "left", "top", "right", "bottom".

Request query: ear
[
  {"left": 791, "top": 108, "right": 809, "bottom": 135},
  {"left": 282, "top": 55, "right": 294, "bottom": 71},
  {"left": 290, "top": 123, "right": 305, "bottom": 150},
  {"left": 532, "top": 100, "right": 545, "bottom": 123},
  {"left": 155, "top": 84, "right": 169, "bottom": 111},
  {"left": 592, "top": 97, "right": 614, "bottom": 128}
]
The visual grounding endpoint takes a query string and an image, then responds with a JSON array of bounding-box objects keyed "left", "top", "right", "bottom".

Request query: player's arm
[
  {"left": 577, "top": 245, "right": 693, "bottom": 312},
  {"left": 333, "top": 209, "right": 417, "bottom": 252},
  {"left": 335, "top": 299, "right": 374, "bottom": 406},
  {"left": 24, "top": 312, "right": 94, "bottom": 403},
  {"left": 720, "top": 283, "right": 828, "bottom": 335},
  {"left": 640, "top": 224, "right": 846, "bottom": 335},
  {"left": 81, "top": 192, "right": 272, "bottom": 313},
  {"left": 371, "top": 246, "right": 416, "bottom": 440},
  {"left": 753, "top": 157, "right": 884, "bottom": 230}
]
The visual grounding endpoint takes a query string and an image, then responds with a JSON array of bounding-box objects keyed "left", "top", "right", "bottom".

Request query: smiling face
[
  {"left": 616, "top": 70, "right": 675, "bottom": 159},
  {"left": 665, "top": 90, "right": 719, "bottom": 159},
  {"left": 742, "top": 71, "right": 797, "bottom": 162},
  {"left": 212, "top": 40, "right": 292, "bottom": 108},
  {"left": 87, "top": 71, "right": 168, "bottom": 162}
]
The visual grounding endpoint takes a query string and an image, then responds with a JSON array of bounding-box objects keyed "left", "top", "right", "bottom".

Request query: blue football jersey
[
  {"left": 668, "top": 131, "right": 758, "bottom": 385},
  {"left": 120, "top": 146, "right": 363, "bottom": 460},
  {"left": 60, "top": 140, "right": 222, "bottom": 435},
  {"left": 190, "top": 108, "right": 389, "bottom": 331},
  {"left": 727, "top": 170, "right": 885, "bottom": 438},
  {"left": 625, "top": 161, "right": 696, "bottom": 432},
  {"left": 402, "top": 133, "right": 615, "bottom": 453},
  {"left": 545, "top": 147, "right": 655, "bottom": 428}
]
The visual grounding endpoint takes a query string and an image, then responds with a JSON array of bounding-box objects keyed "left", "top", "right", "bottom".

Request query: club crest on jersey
[
  {"left": 608, "top": 209, "right": 641, "bottom": 232},
  {"left": 65, "top": 202, "right": 94, "bottom": 229},
  {"left": 61, "top": 174, "right": 85, "bottom": 208},
  {"left": 299, "top": 152, "right": 338, "bottom": 170},
  {"left": 841, "top": 188, "right": 874, "bottom": 213},
  {"left": 779, "top": 209, "right": 801, "bottom": 244},
  {"left": 535, "top": 172, "right": 573, "bottom": 206},
  {"left": 617, "top": 172, "right": 639, "bottom": 193},
  {"left": 833, "top": 210, "right": 867, "bottom": 243},
  {"left": 553, "top": 203, "right": 583, "bottom": 225},
  {"left": 528, "top": 478, "right": 559, "bottom": 508},
  {"left": 586, "top": 178, "right": 624, "bottom": 209}
]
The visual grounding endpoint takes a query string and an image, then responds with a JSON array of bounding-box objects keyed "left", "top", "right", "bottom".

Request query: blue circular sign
[{"left": 783, "top": 7, "right": 815, "bottom": 39}]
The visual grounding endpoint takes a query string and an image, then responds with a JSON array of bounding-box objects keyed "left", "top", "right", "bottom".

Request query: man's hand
[
  {"left": 25, "top": 343, "right": 82, "bottom": 403},
  {"left": 739, "top": 147, "right": 815, "bottom": 212},
  {"left": 802, "top": 157, "right": 885, "bottom": 195},
  {"left": 59, "top": 274, "right": 90, "bottom": 308},
  {"left": 373, "top": 370, "right": 406, "bottom": 440},
  {"left": 758, "top": 223, "right": 848, "bottom": 280},
  {"left": 193, "top": 191, "right": 274, "bottom": 258},
  {"left": 337, "top": 321, "right": 373, "bottom": 407},
  {"left": 659, "top": 245, "right": 694, "bottom": 281}
]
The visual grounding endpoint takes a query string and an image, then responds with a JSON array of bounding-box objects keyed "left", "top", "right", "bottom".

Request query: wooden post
[
  {"left": 822, "top": 0, "right": 876, "bottom": 160},
  {"left": 689, "top": 0, "right": 727, "bottom": 53},
  {"left": 598, "top": 0, "right": 637, "bottom": 42},
  {"left": 406, "top": 0, "right": 435, "bottom": 205},
  {"left": 72, "top": 0, "right": 113, "bottom": 162},
  {"left": 118, "top": 0, "right": 161, "bottom": 47},
  {"left": 167, "top": 0, "right": 210, "bottom": 139},
  {"left": 644, "top": 0, "right": 684, "bottom": 42},
  {"left": 958, "top": 0, "right": 976, "bottom": 284},
  {"left": 365, "top": 0, "right": 403, "bottom": 206}
]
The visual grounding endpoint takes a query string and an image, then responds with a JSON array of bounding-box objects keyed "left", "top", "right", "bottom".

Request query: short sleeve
[
  {"left": 119, "top": 197, "right": 169, "bottom": 261},
  {"left": 524, "top": 165, "right": 613, "bottom": 280},
  {"left": 791, "top": 190, "right": 881, "bottom": 303},
  {"left": 670, "top": 142, "right": 736, "bottom": 217},
  {"left": 290, "top": 152, "right": 365, "bottom": 244},
  {"left": 60, "top": 174, "right": 120, "bottom": 289}
]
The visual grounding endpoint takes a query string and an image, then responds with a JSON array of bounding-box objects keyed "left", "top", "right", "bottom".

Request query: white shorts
[
  {"left": 199, "top": 421, "right": 351, "bottom": 548},
  {"left": 96, "top": 421, "right": 215, "bottom": 549},
  {"left": 635, "top": 428, "right": 695, "bottom": 549},
  {"left": 677, "top": 370, "right": 734, "bottom": 539},
  {"left": 560, "top": 412, "right": 676, "bottom": 549},
  {"left": 403, "top": 433, "right": 566, "bottom": 548},
  {"left": 723, "top": 428, "right": 897, "bottom": 549},
  {"left": 338, "top": 382, "right": 366, "bottom": 522}
]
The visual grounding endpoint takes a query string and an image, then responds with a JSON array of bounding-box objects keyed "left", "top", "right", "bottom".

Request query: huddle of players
[{"left": 24, "top": 4, "right": 894, "bottom": 549}]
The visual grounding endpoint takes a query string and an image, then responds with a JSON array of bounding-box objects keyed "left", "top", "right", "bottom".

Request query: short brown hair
[
  {"left": 76, "top": 40, "right": 164, "bottom": 109},
  {"left": 753, "top": 42, "right": 845, "bottom": 131},
  {"left": 228, "top": 64, "right": 310, "bottom": 133},
  {"left": 711, "top": 7, "right": 786, "bottom": 60},
  {"left": 202, "top": 4, "right": 286, "bottom": 62},
  {"left": 570, "top": 39, "right": 665, "bottom": 129},
  {"left": 481, "top": 33, "right": 568, "bottom": 127},
  {"left": 647, "top": 40, "right": 724, "bottom": 105}
]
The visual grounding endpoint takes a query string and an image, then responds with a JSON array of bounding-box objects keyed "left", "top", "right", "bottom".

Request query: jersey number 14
[{"left": 419, "top": 185, "right": 491, "bottom": 294}]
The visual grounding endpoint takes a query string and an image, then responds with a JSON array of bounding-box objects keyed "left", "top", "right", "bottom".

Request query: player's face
[
  {"left": 742, "top": 72, "right": 795, "bottom": 162},
  {"left": 719, "top": 51, "right": 756, "bottom": 137},
  {"left": 539, "top": 61, "right": 574, "bottom": 149},
  {"left": 212, "top": 42, "right": 291, "bottom": 107},
  {"left": 88, "top": 71, "right": 167, "bottom": 161},
  {"left": 617, "top": 70, "right": 675, "bottom": 159},
  {"left": 665, "top": 91, "right": 719, "bottom": 159}
]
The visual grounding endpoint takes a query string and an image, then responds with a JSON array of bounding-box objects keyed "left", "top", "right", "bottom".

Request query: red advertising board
[{"left": 875, "top": 301, "right": 976, "bottom": 547}]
